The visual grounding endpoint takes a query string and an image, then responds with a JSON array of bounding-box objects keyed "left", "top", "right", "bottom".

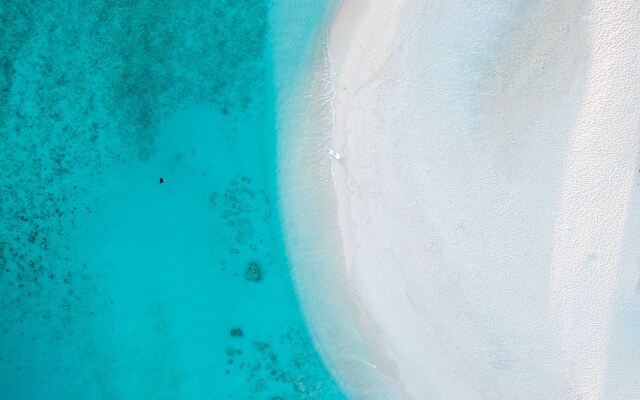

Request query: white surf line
[{"left": 550, "top": 2, "right": 640, "bottom": 399}]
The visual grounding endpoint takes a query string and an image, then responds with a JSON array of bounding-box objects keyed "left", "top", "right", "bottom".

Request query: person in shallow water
[{"left": 159, "top": 178, "right": 164, "bottom": 184}]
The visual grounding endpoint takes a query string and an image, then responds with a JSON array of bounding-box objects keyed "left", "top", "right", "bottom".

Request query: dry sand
[{"left": 327, "top": 0, "right": 640, "bottom": 398}]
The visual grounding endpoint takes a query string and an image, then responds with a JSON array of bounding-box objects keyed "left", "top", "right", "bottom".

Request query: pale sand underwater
[{"left": 282, "top": 0, "right": 640, "bottom": 399}]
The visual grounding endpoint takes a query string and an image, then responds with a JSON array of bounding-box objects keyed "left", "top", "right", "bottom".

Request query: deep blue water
[{"left": 0, "top": 0, "right": 343, "bottom": 398}]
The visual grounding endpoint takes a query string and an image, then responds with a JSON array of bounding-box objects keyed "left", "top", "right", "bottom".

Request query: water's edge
[{"left": 273, "top": 1, "right": 410, "bottom": 398}]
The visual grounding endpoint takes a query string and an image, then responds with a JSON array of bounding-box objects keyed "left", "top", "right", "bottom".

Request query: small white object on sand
[{"left": 328, "top": 148, "right": 341, "bottom": 160}]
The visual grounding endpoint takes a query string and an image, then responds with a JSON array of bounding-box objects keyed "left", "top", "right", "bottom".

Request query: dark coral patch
[{"left": 244, "top": 261, "right": 262, "bottom": 282}]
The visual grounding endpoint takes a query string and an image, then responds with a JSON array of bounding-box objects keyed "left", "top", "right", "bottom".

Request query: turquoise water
[{"left": 0, "top": 0, "right": 344, "bottom": 398}]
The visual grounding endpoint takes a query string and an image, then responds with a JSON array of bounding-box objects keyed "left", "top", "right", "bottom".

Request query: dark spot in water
[
  {"left": 219, "top": 176, "right": 273, "bottom": 247},
  {"left": 229, "top": 327, "right": 243, "bottom": 337},
  {"left": 244, "top": 261, "right": 261, "bottom": 282},
  {"left": 253, "top": 341, "right": 270, "bottom": 351},
  {"left": 208, "top": 191, "right": 218, "bottom": 201}
]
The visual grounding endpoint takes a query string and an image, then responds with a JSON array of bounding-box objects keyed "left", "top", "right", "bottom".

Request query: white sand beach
[{"left": 325, "top": 0, "right": 640, "bottom": 398}]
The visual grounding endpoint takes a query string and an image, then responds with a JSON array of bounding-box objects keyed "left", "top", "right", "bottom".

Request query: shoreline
[
  {"left": 273, "top": 0, "right": 410, "bottom": 398},
  {"left": 327, "top": 0, "right": 640, "bottom": 398}
]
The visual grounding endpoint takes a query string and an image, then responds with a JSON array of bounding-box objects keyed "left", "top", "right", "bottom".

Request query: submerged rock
[
  {"left": 244, "top": 261, "right": 261, "bottom": 282},
  {"left": 230, "top": 328, "right": 243, "bottom": 337}
]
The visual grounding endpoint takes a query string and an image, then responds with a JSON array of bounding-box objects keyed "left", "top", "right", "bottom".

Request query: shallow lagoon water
[{"left": 1, "top": 0, "right": 343, "bottom": 398}]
